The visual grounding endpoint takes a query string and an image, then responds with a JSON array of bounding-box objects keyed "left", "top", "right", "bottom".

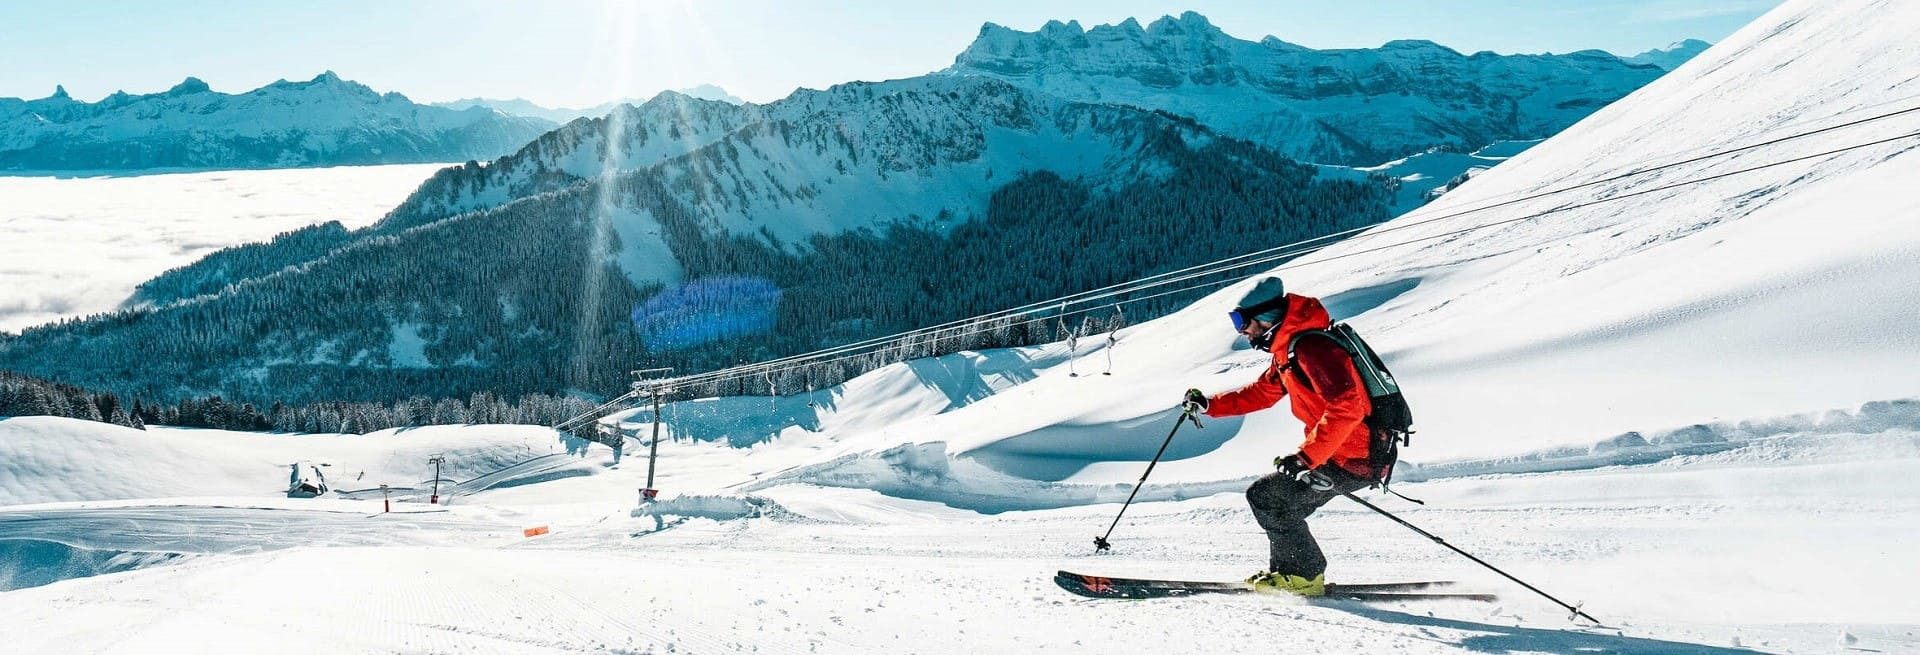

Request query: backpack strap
[{"left": 1280, "top": 328, "right": 1341, "bottom": 393}]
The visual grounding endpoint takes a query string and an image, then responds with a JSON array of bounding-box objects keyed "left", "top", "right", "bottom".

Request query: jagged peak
[
  {"left": 167, "top": 77, "right": 211, "bottom": 96},
  {"left": 261, "top": 71, "right": 377, "bottom": 98},
  {"left": 644, "top": 89, "right": 698, "bottom": 105},
  {"left": 48, "top": 84, "right": 71, "bottom": 101},
  {"left": 1145, "top": 11, "right": 1221, "bottom": 37},
  {"left": 976, "top": 21, "right": 1017, "bottom": 38},
  {"left": 1038, "top": 19, "right": 1084, "bottom": 36}
]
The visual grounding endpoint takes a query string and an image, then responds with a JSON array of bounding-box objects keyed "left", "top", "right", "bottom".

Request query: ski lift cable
[
  {"left": 649, "top": 105, "right": 1920, "bottom": 391},
  {"left": 557, "top": 112, "right": 1920, "bottom": 433},
  {"left": 558, "top": 124, "right": 1920, "bottom": 431},
  {"left": 652, "top": 126, "right": 1920, "bottom": 393}
]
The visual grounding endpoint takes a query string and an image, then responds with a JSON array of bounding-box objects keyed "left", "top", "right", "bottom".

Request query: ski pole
[
  {"left": 1093, "top": 406, "right": 1202, "bottom": 551},
  {"left": 1340, "top": 490, "right": 1603, "bottom": 624}
]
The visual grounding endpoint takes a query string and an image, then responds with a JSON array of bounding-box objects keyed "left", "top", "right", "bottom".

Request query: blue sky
[{"left": 0, "top": 0, "right": 1781, "bottom": 106}]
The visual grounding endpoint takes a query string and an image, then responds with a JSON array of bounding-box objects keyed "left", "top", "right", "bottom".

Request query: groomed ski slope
[
  {"left": 4, "top": 0, "right": 1920, "bottom": 652},
  {"left": 2, "top": 411, "right": 1916, "bottom": 653}
]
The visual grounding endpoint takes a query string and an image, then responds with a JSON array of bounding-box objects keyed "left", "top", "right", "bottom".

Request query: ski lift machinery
[{"left": 630, "top": 367, "right": 675, "bottom": 503}]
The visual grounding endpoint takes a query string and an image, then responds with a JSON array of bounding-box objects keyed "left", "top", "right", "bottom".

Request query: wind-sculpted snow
[
  {"left": 636, "top": 494, "right": 792, "bottom": 522},
  {"left": 1398, "top": 398, "right": 1920, "bottom": 481},
  {"left": 742, "top": 441, "right": 1253, "bottom": 514},
  {"left": 0, "top": 539, "right": 195, "bottom": 592}
]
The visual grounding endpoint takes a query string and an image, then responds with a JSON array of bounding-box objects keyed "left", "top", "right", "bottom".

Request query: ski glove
[
  {"left": 1181, "top": 388, "right": 1209, "bottom": 414},
  {"left": 1275, "top": 454, "right": 1334, "bottom": 492}
]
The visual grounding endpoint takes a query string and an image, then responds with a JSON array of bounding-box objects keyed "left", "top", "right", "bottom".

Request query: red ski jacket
[{"left": 1205, "top": 294, "right": 1375, "bottom": 477}]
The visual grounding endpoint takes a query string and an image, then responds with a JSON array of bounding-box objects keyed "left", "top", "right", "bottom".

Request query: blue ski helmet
[{"left": 1229, "top": 277, "right": 1288, "bottom": 330}]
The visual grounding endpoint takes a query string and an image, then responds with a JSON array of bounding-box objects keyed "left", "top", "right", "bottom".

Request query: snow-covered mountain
[
  {"left": 3, "top": 74, "right": 1391, "bottom": 404},
  {"left": 864, "top": 0, "right": 1920, "bottom": 468},
  {"left": 0, "top": 72, "right": 555, "bottom": 172},
  {"left": 397, "top": 75, "right": 1245, "bottom": 239},
  {"left": 432, "top": 85, "right": 748, "bottom": 123},
  {"left": 1626, "top": 39, "right": 1712, "bottom": 70},
  {"left": 946, "top": 12, "right": 1695, "bottom": 166},
  {"left": 1318, "top": 139, "right": 1541, "bottom": 215},
  {"left": 387, "top": 90, "right": 758, "bottom": 229}
]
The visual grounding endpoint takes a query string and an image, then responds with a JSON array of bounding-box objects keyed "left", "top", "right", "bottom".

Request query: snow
[
  {"left": 2, "top": 409, "right": 1917, "bottom": 652},
  {"left": 4, "top": 0, "right": 1920, "bottom": 651},
  {"left": 0, "top": 72, "right": 551, "bottom": 169},
  {"left": 0, "top": 164, "right": 448, "bottom": 332},
  {"left": 1318, "top": 139, "right": 1541, "bottom": 215},
  {"left": 605, "top": 206, "right": 684, "bottom": 287},
  {"left": 949, "top": 12, "right": 1673, "bottom": 165}
]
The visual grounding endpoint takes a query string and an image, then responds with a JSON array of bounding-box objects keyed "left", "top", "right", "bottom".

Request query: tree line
[
  {"left": 0, "top": 113, "right": 1388, "bottom": 413},
  {"left": 1, "top": 370, "right": 597, "bottom": 434}
]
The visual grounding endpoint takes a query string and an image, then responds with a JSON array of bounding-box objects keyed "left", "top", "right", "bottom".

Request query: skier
[{"left": 1180, "top": 277, "right": 1381, "bottom": 596}]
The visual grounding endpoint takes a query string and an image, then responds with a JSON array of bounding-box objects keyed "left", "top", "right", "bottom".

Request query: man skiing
[{"left": 1180, "top": 277, "right": 1381, "bottom": 596}]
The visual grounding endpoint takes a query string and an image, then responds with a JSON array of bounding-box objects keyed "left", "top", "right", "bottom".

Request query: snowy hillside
[
  {"left": 946, "top": 12, "right": 1694, "bottom": 166},
  {"left": 1320, "top": 139, "right": 1541, "bottom": 215},
  {"left": 390, "top": 91, "right": 757, "bottom": 226},
  {"left": 0, "top": 74, "right": 1390, "bottom": 405},
  {"left": 394, "top": 75, "right": 1218, "bottom": 235},
  {"left": 0, "top": 72, "right": 553, "bottom": 171},
  {"left": 0, "top": 164, "right": 447, "bottom": 332},
  {"left": 828, "top": 0, "right": 1920, "bottom": 475}
]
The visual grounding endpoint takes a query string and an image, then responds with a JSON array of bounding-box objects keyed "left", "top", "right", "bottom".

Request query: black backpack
[{"left": 1281, "top": 323, "right": 1414, "bottom": 482}]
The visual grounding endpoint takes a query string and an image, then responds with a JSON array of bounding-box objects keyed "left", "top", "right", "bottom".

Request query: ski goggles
[
  {"left": 1228, "top": 309, "right": 1255, "bottom": 332},
  {"left": 1228, "top": 296, "right": 1290, "bottom": 332}
]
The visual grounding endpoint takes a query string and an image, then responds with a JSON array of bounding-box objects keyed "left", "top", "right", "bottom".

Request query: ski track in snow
[{"left": 2, "top": 411, "right": 1917, "bottom": 653}]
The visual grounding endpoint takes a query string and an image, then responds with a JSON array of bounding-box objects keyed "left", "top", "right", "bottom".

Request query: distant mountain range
[
  {"left": 947, "top": 12, "right": 1703, "bottom": 165},
  {"left": 0, "top": 72, "right": 555, "bottom": 172},
  {"left": 1, "top": 12, "right": 1710, "bottom": 406},
  {"left": 1626, "top": 39, "right": 1712, "bottom": 71},
  {"left": 432, "top": 84, "right": 747, "bottom": 123},
  {"left": 2, "top": 75, "right": 1392, "bottom": 404}
]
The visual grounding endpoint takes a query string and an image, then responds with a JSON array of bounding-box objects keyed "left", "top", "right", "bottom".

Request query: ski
[
  {"left": 1056, "top": 570, "right": 1457, "bottom": 593},
  {"left": 1054, "top": 571, "right": 1493, "bottom": 602}
]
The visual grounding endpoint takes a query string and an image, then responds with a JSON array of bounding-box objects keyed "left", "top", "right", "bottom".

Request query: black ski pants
[{"left": 1245, "top": 466, "right": 1371, "bottom": 578}]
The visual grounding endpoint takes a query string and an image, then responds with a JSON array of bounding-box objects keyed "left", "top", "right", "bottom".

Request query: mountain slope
[
  {"left": 0, "top": 76, "right": 1390, "bottom": 405},
  {"left": 0, "top": 72, "right": 554, "bottom": 172},
  {"left": 1626, "top": 39, "right": 1713, "bottom": 70},
  {"left": 852, "top": 0, "right": 1920, "bottom": 471},
  {"left": 432, "top": 85, "right": 748, "bottom": 123},
  {"left": 946, "top": 12, "right": 1689, "bottom": 166}
]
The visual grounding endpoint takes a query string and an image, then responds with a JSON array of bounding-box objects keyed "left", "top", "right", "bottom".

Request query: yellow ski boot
[{"left": 1246, "top": 571, "right": 1326, "bottom": 596}]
